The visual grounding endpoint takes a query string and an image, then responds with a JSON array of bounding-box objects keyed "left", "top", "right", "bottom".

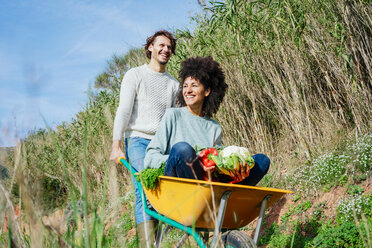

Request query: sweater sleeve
[
  {"left": 215, "top": 126, "right": 223, "bottom": 146},
  {"left": 144, "top": 110, "right": 173, "bottom": 168},
  {"left": 171, "top": 81, "right": 179, "bottom": 107},
  {"left": 112, "top": 69, "right": 138, "bottom": 141}
]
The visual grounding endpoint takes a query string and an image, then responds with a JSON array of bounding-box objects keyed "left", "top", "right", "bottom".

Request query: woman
[{"left": 144, "top": 56, "right": 269, "bottom": 185}]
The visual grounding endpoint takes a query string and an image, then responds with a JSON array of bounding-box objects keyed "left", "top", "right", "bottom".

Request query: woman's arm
[{"left": 144, "top": 109, "right": 174, "bottom": 168}]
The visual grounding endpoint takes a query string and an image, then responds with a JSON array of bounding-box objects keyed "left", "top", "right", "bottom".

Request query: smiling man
[{"left": 109, "top": 30, "right": 178, "bottom": 247}]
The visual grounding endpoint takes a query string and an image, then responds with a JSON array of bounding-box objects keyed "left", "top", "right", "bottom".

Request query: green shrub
[
  {"left": 281, "top": 200, "right": 312, "bottom": 224},
  {"left": 346, "top": 134, "right": 372, "bottom": 176},
  {"left": 288, "top": 153, "right": 349, "bottom": 194},
  {"left": 337, "top": 194, "right": 372, "bottom": 222},
  {"left": 306, "top": 221, "right": 364, "bottom": 248},
  {"left": 259, "top": 222, "right": 279, "bottom": 246},
  {"left": 287, "top": 133, "right": 372, "bottom": 194}
]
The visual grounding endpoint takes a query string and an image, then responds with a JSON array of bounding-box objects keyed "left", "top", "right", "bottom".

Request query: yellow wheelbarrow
[{"left": 120, "top": 158, "right": 292, "bottom": 248}]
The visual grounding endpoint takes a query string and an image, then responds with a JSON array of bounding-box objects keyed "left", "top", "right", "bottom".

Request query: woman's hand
[
  {"left": 110, "top": 140, "right": 125, "bottom": 164},
  {"left": 199, "top": 155, "right": 216, "bottom": 181},
  {"left": 228, "top": 164, "right": 250, "bottom": 184},
  {"left": 202, "top": 163, "right": 216, "bottom": 173}
]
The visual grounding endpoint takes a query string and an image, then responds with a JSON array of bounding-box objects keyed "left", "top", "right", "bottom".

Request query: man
[{"left": 109, "top": 30, "right": 178, "bottom": 247}]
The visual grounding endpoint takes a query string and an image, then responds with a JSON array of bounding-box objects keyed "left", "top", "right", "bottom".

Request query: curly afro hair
[{"left": 176, "top": 56, "right": 228, "bottom": 117}]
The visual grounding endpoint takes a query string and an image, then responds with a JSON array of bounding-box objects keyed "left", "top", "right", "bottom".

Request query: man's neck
[{"left": 147, "top": 60, "right": 166, "bottom": 73}]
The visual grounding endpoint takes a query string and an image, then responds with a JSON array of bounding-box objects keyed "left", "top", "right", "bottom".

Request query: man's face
[{"left": 148, "top": 35, "right": 172, "bottom": 65}]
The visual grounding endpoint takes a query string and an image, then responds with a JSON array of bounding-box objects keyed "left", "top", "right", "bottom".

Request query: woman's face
[{"left": 183, "top": 77, "right": 210, "bottom": 115}]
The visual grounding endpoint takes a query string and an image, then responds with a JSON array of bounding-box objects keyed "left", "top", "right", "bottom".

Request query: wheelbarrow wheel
[{"left": 221, "top": 230, "right": 257, "bottom": 248}]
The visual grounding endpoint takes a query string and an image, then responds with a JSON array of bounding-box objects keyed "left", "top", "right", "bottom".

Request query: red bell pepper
[{"left": 199, "top": 148, "right": 219, "bottom": 167}]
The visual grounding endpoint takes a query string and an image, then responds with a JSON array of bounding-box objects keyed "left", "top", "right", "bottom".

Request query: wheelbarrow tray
[{"left": 143, "top": 175, "right": 292, "bottom": 229}]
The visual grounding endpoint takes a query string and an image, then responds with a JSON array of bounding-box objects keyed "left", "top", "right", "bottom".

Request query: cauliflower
[{"left": 207, "top": 145, "right": 255, "bottom": 175}]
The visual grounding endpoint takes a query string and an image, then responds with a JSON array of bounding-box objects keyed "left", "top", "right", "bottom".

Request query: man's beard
[
  {"left": 158, "top": 59, "right": 168, "bottom": 65},
  {"left": 158, "top": 52, "right": 169, "bottom": 65}
]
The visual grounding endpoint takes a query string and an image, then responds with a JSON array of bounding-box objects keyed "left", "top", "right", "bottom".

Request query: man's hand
[{"left": 110, "top": 140, "right": 125, "bottom": 164}]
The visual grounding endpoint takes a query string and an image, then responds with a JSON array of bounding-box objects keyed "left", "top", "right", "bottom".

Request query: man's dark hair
[
  {"left": 176, "top": 56, "right": 228, "bottom": 117},
  {"left": 144, "top": 30, "right": 177, "bottom": 59}
]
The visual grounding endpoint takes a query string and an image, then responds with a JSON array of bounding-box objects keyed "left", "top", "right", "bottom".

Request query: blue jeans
[
  {"left": 125, "top": 137, "right": 154, "bottom": 224},
  {"left": 164, "top": 142, "right": 270, "bottom": 186},
  {"left": 164, "top": 142, "right": 205, "bottom": 180}
]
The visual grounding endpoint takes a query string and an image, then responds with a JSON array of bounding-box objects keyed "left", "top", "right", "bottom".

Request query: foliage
[
  {"left": 286, "top": 133, "right": 371, "bottom": 194},
  {"left": 94, "top": 49, "right": 147, "bottom": 91},
  {"left": 306, "top": 221, "right": 365, "bottom": 248},
  {"left": 281, "top": 200, "right": 312, "bottom": 224},
  {"left": 337, "top": 193, "right": 372, "bottom": 222},
  {"left": 346, "top": 134, "right": 372, "bottom": 178},
  {"left": 260, "top": 198, "right": 371, "bottom": 248},
  {"left": 137, "top": 164, "right": 165, "bottom": 190},
  {"left": 17, "top": 89, "right": 121, "bottom": 211},
  {"left": 287, "top": 153, "right": 349, "bottom": 194}
]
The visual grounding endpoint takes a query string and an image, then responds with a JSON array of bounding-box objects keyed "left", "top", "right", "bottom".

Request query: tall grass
[
  {"left": 167, "top": 0, "right": 372, "bottom": 175},
  {"left": 0, "top": 88, "right": 139, "bottom": 247}
]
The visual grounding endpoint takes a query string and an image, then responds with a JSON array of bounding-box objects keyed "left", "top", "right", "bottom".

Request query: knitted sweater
[
  {"left": 144, "top": 107, "right": 222, "bottom": 169},
  {"left": 112, "top": 64, "right": 179, "bottom": 141}
]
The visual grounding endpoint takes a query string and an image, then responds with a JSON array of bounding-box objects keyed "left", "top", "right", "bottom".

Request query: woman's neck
[{"left": 186, "top": 105, "right": 203, "bottom": 117}]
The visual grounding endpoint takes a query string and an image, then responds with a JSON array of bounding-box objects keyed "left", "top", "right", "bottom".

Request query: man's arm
[
  {"left": 110, "top": 70, "right": 137, "bottom": 163},
  {"left": 110, "top": 140, "right": 125, "bottom": 162}
]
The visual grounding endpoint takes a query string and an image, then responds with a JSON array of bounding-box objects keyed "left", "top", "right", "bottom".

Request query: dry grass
[{"left": 167, "top": 0, "right": 372, "bottom": 183}]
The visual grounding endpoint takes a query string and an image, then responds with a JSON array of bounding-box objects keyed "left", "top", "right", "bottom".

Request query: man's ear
[{"left": 148, "top": 43, "right": 153, "bottom": 53}]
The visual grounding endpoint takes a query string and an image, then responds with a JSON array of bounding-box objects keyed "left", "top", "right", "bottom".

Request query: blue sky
[{"left": 0, "top": 0, "right": 201, "bottom": 147}]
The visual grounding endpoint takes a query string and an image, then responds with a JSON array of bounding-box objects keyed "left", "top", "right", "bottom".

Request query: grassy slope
[{"left": 1, "top": 0, "right": 371, "bottom": 247}]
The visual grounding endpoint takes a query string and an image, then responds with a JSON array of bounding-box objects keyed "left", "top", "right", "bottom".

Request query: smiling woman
[
  {"left": 182, "top": 77, "right": 211, "bottom": 116},
  {"left": 144, "top": 56, "right": 228, "bottom": 175},
  {"left": 144, "top": 56, "right": 271, "bottom": 186}
]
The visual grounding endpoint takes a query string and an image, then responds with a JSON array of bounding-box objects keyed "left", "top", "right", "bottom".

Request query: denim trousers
[
  {"left": 164, "top": 142, "right": 270, "bottom": 186},
  {"left": 125, "top": 137, "right": 154, "bottom": 224}
]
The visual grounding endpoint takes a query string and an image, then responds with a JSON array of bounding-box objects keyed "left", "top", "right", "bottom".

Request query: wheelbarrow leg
[
  {"left": 155, "top": 223, "right": 163, "bottom": 248},
  {"left": 253, "top": 195, "right": 271, "bottom": 244},
  {"left": 202, "top": 232, "right": 209, "bottom": 244},
  {"left": 155, "top": 223, "right": 172, "bottom": 248},
  {"left": 175, "top": 233, "right": 189, "bottom": 248},
  {"left": 210, "top": 190, "right": 232, "bottom": 248}
]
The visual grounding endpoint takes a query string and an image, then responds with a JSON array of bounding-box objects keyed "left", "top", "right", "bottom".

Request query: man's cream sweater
[{"left": 112, "top": 64, "right": 179, "bottom": 141}]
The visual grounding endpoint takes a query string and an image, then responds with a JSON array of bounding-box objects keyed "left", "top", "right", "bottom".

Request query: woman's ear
[{"left": 205, "top": 88, "right": 211, "bottom": 97}]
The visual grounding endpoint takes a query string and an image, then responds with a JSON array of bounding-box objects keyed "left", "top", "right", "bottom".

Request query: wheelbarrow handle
[
  {"left": 118, "top": 157, "right": 207, "bottom": 247},
  {"left": 118, "top": 157, "right": 138, "bottom": 176}
]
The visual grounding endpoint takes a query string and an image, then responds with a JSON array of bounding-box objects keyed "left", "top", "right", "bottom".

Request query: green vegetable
[
  {"left": 137, "top": 164, "right": 165, "bottom": 190},
  {"left": 210, "top": 146, "right": 255, "bottom": 175}
]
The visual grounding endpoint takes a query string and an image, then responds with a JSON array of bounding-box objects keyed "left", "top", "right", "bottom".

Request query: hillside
[
  {"left": 0, "top": 147, "right": 12, "bottom": 164},
  {"left": 0, "top": 147, "right": 12, "bottom": 180},
  {"left": 0, "top": 0, "right": 371, "bottom": 247}
]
